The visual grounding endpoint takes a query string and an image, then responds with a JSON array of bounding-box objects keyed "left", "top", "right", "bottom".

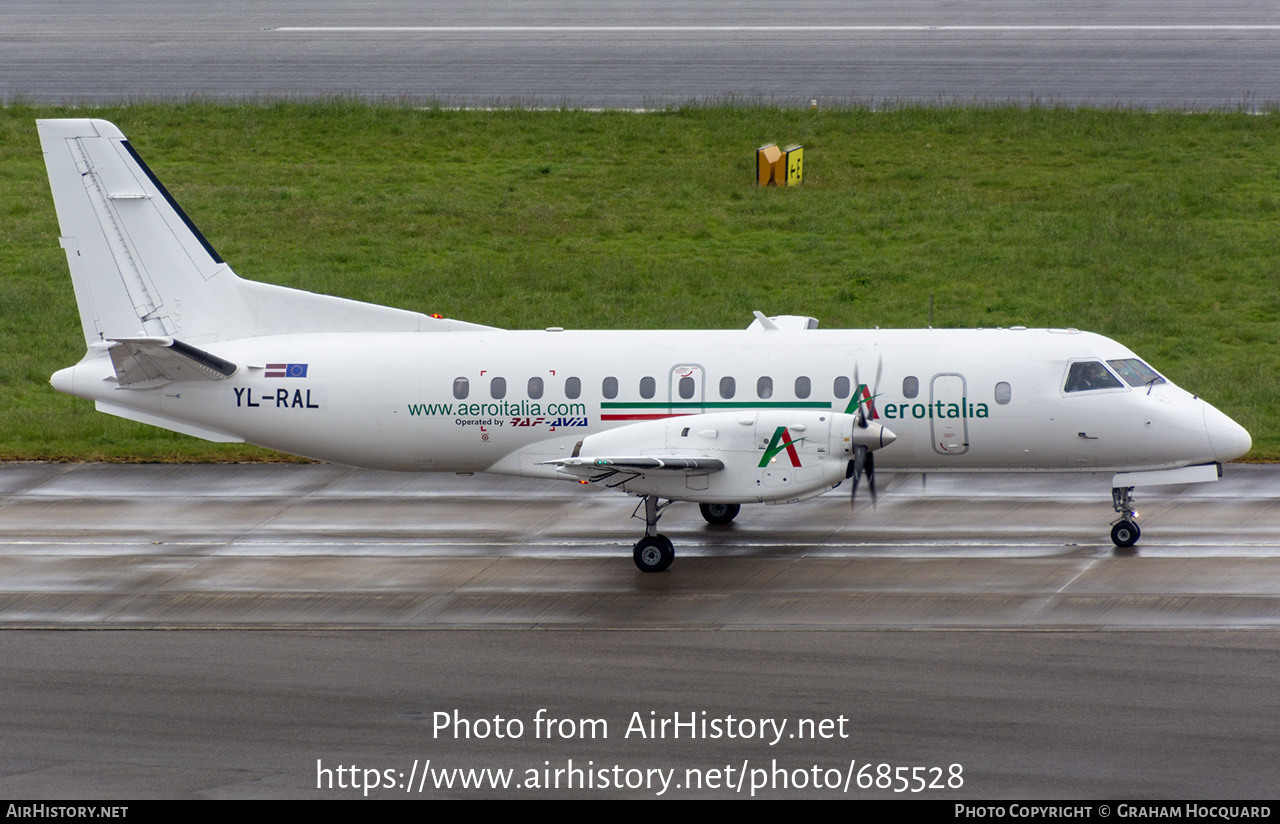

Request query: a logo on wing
[{"left": 759, "top": 426, "right": 805, "bottom": 468}]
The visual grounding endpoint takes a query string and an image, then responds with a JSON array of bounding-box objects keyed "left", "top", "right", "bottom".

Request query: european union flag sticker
[{"left": 266, "top": 363, "right": 308, "bottom": 378}]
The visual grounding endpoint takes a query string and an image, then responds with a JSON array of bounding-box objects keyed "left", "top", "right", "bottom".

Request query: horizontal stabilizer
[{"left": 106, "top": 336, "right": 237, "bottom": 387}]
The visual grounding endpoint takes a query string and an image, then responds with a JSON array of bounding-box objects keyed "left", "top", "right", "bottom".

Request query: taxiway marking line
[{"left": 270, "top": 26, "right": 1280, "bottom": 33}]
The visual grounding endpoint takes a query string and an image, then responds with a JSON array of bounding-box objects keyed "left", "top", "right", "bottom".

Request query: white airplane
[{"left": 38, "top": 118, "right": 1252, "bottom": 571}]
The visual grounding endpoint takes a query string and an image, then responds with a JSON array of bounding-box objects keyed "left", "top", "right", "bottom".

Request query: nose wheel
[
  {"left": 1110, "top": 486, "right": 1140, "bottom": 548},
  {"left": 1110, "top": 519, "right": 1140, "bottom": 548}
]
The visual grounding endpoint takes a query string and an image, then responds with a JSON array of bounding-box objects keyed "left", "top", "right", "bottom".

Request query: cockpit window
[
  {"left": 1064, "top": 361, "right": 1123, "bottom": 393},
  {"left": 1107, "top": 358, "right": 1167, "bottom": 389}
]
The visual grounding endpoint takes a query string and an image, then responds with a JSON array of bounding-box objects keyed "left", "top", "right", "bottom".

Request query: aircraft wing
[
  {"left": 105, "top": 336, "right": 237, "bottom": 387},
  {"left": 543, "top": 456, "right": 726, "bottom": 480}
]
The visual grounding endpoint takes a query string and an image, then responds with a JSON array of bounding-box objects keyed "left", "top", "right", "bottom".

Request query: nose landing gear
[{"left": 1110, "top": 486, "right": 1140, "bottom": 548}]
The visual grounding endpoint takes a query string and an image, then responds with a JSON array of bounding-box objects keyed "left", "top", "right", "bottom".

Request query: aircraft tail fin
[{"left": 38, "top": 119, "right": 488, "bottom": 348}]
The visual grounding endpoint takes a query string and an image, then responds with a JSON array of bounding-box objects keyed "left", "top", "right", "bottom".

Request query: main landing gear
[
  {"left": 633, "top": 534, "right": 674, "bottom": 573},
  {"left": 633, "top": 495, "right": 674, "bottom": 572},
  {"left": 633, "top": 499, "right": 744, "bottom": 572},
  {"left": 1110, "top": 486, "right": 1141, "bottom": 548},
  {"left": 699, "top": 502, "right": 741, "bottom": 525}
]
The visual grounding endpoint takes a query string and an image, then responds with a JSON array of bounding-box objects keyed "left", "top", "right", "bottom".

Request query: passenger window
[
  {"left": 528, "top": 377, "right": 544, "bottom": 399},
  {"left": 565, "top": 376, "right": 581, "bottom": 399},
  {"left": 833, "top": 376, "right": 850, "bottom": 399},
  {"left": 757, "top": 377, "right": 773, "bottom": 399},
  {"left": 490, "top": 377, "right": 507, "bottom": 399},
  {"left": 995, "top": 381, "right": 1012, "bottom": 405},
  {"left": 902, "top": 376, "right": 919, "bottom": 399},
  {"left": 1064, "top": 362, "right": 1123, "bottom": 393},
  {"left": 678, "top": 376, "right": 695, "bottom": 399},
  {"left": 719, "top": 376, "right": 736, "bottom": 399},
  {"left": 640, "top": 376, "right": 656, "bottom": 399},
  {"left": 453, "top": 377, "right": 469, "bottom": 400},
  {"left": 795, "top": 376, "right": 811, "bottom": 399},
  {"left": 602, "top": 377, "right": 618, "bottom": 399}
]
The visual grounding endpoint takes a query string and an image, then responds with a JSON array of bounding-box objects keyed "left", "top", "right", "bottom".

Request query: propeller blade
[
  {"left": 852, "top": 353, "right": 883, "bottom": 429},
  {"left": 860, "top": 351, "right": 882, "bottom": 429},
  {"left": 849, "top": 444, "right": 867, "bottom": 508},
  {"left": 852, "top": 362, "right": 865, "bottom": 427},
  {"left": 867, "top": 450, "right": 877, "bottom": 508},
  {"left": 849, "top": 352, "right": 886, "bottom": 509}
]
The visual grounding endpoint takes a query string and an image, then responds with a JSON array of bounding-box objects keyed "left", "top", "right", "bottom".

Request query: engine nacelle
[{"left": 562, "top": 410, "right": 896, "bottom": 504}]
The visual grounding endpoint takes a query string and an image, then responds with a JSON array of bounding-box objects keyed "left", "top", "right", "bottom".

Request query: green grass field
[{"left": 2, "top": 101, "right": 1276, "bottom": 460}]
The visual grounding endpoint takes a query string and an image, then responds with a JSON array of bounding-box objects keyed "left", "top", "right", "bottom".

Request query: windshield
[
  {"left": 1107, "top": 358, "right": 1166, "bottom": 388},
  {"left": 1064, "top": 361, "right": 1123, "bottom": 393}
]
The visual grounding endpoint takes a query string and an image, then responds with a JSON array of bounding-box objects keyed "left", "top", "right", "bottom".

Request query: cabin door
[
  {"left": 668, "top": 364, "right": 706, "bottom": 415},
  {"left": 930, "top": 373, "right": 970, "bottom": 455}
]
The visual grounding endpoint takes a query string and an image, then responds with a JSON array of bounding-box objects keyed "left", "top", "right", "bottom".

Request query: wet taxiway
[
  {"left": 3, "top": 462, "right": 1278, "bottom": 798},
  {"left": 2, "top": 462, "right": 1278, "bottom": 628}
]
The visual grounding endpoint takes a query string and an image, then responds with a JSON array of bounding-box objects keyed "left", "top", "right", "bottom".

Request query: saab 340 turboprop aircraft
[{"left": 38, "top": 119, "right": 1252, "bottom": 571}]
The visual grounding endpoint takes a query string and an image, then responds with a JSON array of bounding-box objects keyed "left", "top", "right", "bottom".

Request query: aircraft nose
[{"left": 1204, "top": 403, "right": 1251, "bottom": 462}]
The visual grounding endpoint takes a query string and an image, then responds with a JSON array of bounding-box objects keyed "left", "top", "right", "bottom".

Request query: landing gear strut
[
  {"left": 632, "top": 495, "right": 674, "bottom": 572},
  {"left": 699, "top": 502, "right": 741, "bottom": 525},
  {"left": 1110, "top": 486, "right": 1141, "bottom": 548}
]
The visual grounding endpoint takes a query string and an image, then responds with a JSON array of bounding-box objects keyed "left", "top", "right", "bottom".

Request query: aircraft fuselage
[{"left": 52, "top": 326, "right": 1248, "bottom": 484}]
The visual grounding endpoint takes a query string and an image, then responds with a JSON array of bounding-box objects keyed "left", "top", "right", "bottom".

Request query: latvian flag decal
[{"left": 266, "top": 363, "right": 308, "bottom": 378}]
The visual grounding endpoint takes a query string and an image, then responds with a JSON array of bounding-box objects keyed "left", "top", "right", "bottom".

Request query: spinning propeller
[
  {"left": 848, "top": 353, "right": 885, "bottom": 509},
  {"left": 848, "top": 443, "right": 876, "bottom": 508}
]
